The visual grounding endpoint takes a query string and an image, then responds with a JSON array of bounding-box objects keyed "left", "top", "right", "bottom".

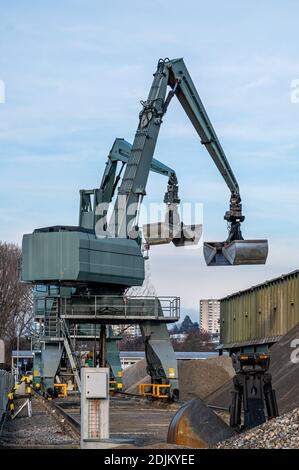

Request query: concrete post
[{"left": 80, "top": 367, "right": 110, "bottom": 449}]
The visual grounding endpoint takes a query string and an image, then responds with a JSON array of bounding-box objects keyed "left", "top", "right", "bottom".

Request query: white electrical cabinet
[
  {"left": 81, "top": 367, "right": 110, "bottom": 449},
  {"left": 84, "top": 369, "right": 108, "bottom": 399}
]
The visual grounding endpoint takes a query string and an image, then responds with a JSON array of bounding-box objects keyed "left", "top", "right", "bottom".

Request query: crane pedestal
[{"left": 31, "top": 291, "right": 180, "bottom": 399}]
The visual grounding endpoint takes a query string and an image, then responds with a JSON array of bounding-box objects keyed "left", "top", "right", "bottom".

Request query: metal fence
[
  {"left": 34, "top": 295, "right": 180, "bottom": 323},
  {"left": 0, "top": 370, "right": 13, "bottom": 423},
  {"left": 61, "top": 295, "right": 180, "bottom": 321}
]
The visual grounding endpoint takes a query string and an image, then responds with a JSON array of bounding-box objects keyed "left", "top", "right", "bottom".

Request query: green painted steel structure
[
  {"left": 22, "top": 230, "right": 144, "bottom": 287},
  {"left": 21, "top": 57, "right": 269, "bottom": 396},
  {"left": 220, "top": 270, "right": 299, "bottom": 351}
]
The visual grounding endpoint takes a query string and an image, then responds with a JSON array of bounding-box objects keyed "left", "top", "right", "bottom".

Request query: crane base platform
[{"left": 204, "top": 240, "right": 268, "bottom": 266}]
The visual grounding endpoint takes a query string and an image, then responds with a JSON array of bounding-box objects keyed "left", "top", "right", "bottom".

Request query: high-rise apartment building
[
  {"left": 199, "top": 299, "right": 220, "bottom": 334},
  {"left": 112, "top": 324, "right": 141, "bottom": 339}
]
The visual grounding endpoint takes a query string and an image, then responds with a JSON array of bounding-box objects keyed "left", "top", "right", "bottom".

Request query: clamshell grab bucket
[
  {"left": 172, "top": 223, "right": 202, "bottom": 247},
  {"left": 204, "top": 239, "right": 268, "bottom": 266},
  {"left": 143, "top": 222, "right": 174, "bottom": 245},
  {"left": 143, "top": 222, "right": 202, "bottom": 247}
]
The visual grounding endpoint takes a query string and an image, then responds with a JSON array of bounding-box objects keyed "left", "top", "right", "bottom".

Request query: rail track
[
  {"left": 38, "top": 390, "right": 184, "bottom": 447},
  {"left": 0, "top": 389, "right": 231, "bottom": 448},
  {"left": 40, "top": 389, "right": 231, "bottom": 434},
  {"left": 0, "top": 392, "right": 79, "bottom": 448}
]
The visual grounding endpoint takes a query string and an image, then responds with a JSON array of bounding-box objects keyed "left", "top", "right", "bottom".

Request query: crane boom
[
  {"left": 110, "top": 58, "right": 241, "bottom": 238},
  {"left": 107, "top": 138, "right": 175, "bottom": 178},
  {"left": 79, "top": 137, "right": 177, "bottom": 232},
  {"left": 168, "top": 59, "right": 239, "bottom": 195},
  {"left": 109, "top": 58, "right": 268, "bottom": 266}
]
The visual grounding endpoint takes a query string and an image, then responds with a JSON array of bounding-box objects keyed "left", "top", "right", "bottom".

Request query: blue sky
[{"left": 1, "top": 1, "right": 299, "bottom": 319}]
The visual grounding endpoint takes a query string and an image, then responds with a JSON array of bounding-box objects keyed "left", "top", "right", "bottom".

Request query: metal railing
[
  {"left": 34, "top": 295, "right": 180, "bottom": 322},
  {"left": 60, "top": 295, "right": 180, "bottom": 321},
  {"left": 0, "top": 370, "right": 13, "bottom": 424}
]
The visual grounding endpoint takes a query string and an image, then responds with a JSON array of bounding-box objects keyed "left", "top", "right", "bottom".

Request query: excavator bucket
[
  {"left": 143, "top": 222, "right": 175, "bottom": 245},
  {"left": 172, "top": 224, "right": 202, "bottom": 247},
  {"left": 143, "top": 222, "right": 202, "bottom": 247},
  {"left": 204, "top": 240, "right": 268, "bottom": 266},
  {"left": 167, "top": 397, "right": 236, "bottom": 448}
]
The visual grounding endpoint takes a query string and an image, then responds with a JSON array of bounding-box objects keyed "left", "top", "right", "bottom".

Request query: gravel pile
[
  {"left": 122, "top": 358, "right": 148, "bottom": 391},
  {"left": 122, "top": 357, "right": 234, "bottom": 400},
  {"left": 217, "top": 408, "right": 299, "bottom": 449},
  {"left": 179, "top": 357, "right": 234, "bottom": 401}
]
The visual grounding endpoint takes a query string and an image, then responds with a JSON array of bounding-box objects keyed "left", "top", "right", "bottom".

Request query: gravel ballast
[
  {"left": 0, "top": 397, "right": 79, "bottom": 448},
  {"left": 217, "top": 408, "right": 299, "bottom": 449}
]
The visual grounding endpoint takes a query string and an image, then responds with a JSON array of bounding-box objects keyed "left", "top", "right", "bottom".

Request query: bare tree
[
  {"left": 0, "top": 242, "right": 33, "bottom": 360},
  {"left": 126, "top": 260, "right": 157, "bottom": 297},
  {"left": 117, "top": 333, "right": 144, "bottom": 351},
  {"left": 116, "top": 261, "right": 157, "bottom": 342},
  {"left": 171, "top": 329, "right": 215, "bottom": 352}
]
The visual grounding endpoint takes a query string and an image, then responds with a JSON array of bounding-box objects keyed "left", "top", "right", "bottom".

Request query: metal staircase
[
  {"left": 34, "top": 297, "right": 82, "bottom": 391},
  {"left": 44, "top": 298, "right": 60, "bottom": 338},
  {"left": 60, "top": 318, "right": 81, "bottom": 391}
]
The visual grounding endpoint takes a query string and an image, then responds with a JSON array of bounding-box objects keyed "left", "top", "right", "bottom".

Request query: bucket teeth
[{"left": 204, "top": 240, "right": 269, "bottom": 266}]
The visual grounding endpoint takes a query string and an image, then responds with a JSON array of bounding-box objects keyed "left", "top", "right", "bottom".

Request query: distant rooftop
[
  {"left": 11, "top": 350, "right": 220, "bottom": 360},
  {"left": 119, "top": 351, "right": 218, "bottom": 359},
  {"left": 12, "top": 350, "right": 34, "bottom": 358}
]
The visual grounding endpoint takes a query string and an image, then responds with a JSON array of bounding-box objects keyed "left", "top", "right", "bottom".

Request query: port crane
[
  {"left": 22, "top": 58, "right": 268, "bottom": 399},
  {"left": 26, "top": 137, "right": 180, "bottom": 394}
]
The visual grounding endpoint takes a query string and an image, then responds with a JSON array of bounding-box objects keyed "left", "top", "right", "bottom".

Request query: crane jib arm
[
  {"left": 109, "top": 58, "right": 268, "bottom": 266},
  {"left": 167, "top": 59, "right": 239, "bottom": 196},
  {"left": 111, "top": 58, "right": 240, "bottom": 237}
]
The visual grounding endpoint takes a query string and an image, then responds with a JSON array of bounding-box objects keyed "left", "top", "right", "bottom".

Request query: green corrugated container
[{"left": 220, "top": 270, "right": 299, "bottom": 351}]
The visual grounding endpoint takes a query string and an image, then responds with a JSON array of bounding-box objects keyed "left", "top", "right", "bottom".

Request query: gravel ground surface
[
  {"left": 217, "top": 408, "right": 299, "bottom": 449},
  {"left": 0, "top": 397, "right": 79, "bottom": 448}
]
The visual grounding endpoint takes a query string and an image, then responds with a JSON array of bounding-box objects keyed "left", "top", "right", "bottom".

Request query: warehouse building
[{"left": 218, "top": 270, "right": 299, "bottom": 355}]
